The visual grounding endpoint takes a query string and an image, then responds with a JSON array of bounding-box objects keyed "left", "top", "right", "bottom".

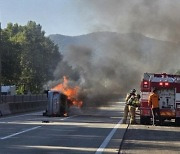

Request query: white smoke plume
[{"left": 77, "top": 0, "right": 180, "bottom": 42}]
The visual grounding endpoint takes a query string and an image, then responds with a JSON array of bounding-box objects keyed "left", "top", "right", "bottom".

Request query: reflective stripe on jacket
[
  {"left": 128, "top": 96, "right": 140, "bottom": 107},
  {"left": 148, "top": 93, "right": 159, "bottom": 109},
  {"left": 125, "top": 93, "right": 131, "bottom": 102},
  {"left": 131, "top": 97, "right": 140, "bottom": 107},
  {"left": 125, "top": 93, "right": 135, "bottom": 103}
]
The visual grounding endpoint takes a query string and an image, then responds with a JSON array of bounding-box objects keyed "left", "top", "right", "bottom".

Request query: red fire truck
[{"left": 140, "top": 73, "right": 180, "bottom": 125}]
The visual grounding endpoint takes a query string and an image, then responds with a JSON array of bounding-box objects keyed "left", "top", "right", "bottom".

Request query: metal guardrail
[{"left": 1, "top": 94, "right": 48, "bottom": 103}]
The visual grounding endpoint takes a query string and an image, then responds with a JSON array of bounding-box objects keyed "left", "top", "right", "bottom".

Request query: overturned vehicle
[{"left": 43, "top": 90, "right": 70, "bottom": 117}]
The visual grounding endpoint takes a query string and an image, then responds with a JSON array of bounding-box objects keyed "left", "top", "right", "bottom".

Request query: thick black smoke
[
  {"left": 48, "top": 0, "right": 180, "bottom": 107},
  {"left": 49, "top": 32, "right": 180, "bottom": 107}
]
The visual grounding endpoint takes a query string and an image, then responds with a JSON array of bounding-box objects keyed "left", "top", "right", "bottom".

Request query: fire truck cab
[{"left": 140, "top": 73, "right": 180, "bottom": 125}]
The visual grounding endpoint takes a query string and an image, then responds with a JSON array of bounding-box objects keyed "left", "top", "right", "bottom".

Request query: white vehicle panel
[{"left": 158, "top": 89, "right": 175, "bottom": 109}]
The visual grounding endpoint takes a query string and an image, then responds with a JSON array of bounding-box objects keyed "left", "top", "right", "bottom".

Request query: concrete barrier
[
  {"left": 0, "top": 101, "right": 47, "bottom": 116},
  {"left": 0, "top": 103, "right": 11, "bottom": 115}
]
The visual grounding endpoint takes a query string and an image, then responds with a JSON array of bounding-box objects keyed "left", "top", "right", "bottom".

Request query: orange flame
[{"left": 51, "top": 76, "right": 83, "bottom": 107}]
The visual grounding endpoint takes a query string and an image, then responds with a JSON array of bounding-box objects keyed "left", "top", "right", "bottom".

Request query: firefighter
[
  {"left": 128, "top": 94, "right": 141, "bottom": 124},
  {"left": 122, "top": 89, "right": 136, "bottom": 124},
  {"left": 148, "top": 88, "right": 162, "bottom": 125}
]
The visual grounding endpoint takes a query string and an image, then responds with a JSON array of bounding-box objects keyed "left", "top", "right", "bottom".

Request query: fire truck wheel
[
  {"left": 175, "top": 117, "right": 180, "bottom": 126},
  {"left": 140, "top": 116, "right": 151, "bottom": 125}
]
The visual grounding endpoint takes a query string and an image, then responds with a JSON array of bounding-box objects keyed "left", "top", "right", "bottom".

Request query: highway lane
[
  {"left": 119, "top": 110, "right": 180, "bottom": 154},
  {"left": 0, "top": 102, "right": 127, "bottom": 154},
  {"left": 120, "top": 124, "right": 180, "bottom": 154}
]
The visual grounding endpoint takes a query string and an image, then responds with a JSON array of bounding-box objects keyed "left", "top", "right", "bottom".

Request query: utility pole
[{"left": 0, "top": 22, "right": 2, "bottom": 104}]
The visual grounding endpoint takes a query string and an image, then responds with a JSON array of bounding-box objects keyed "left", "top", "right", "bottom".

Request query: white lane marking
[
  {"left": 0, "top": 122, "right": 11, "bottom": 124},
  {"left": 0, "top": 126, "right": 41, "bottom": 140},
  {"left": 60, "top": 115, "right": 78, "bottom": 120},
  {"left": 95, "top": 119, "right": 123, "bottom": 154}
]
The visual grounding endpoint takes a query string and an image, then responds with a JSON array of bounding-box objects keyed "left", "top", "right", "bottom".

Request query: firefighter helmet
[{"left": 131, "top": 89, "right": 136, "bottom": 93}]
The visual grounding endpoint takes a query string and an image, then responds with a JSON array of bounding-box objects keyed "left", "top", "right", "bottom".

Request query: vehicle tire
[
  {"left": 175, "top": 117, "right": 180, "bottom": 126},
  {"left": 140, "top": 116, "right": 151, "bottom": 125},
  {"left": 146, "top": 116, "right": 151, "bottom": 125},
  {"left": 140, "top": 116, "right": 146, "bottom": 124}
]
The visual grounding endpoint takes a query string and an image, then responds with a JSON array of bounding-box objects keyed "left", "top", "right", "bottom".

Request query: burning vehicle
[
  {"left": 43, "top": 76, "right": 83, "bottom": 117},
  {"left": 43, "top": 91, "right": 68, "bottom": 117}
]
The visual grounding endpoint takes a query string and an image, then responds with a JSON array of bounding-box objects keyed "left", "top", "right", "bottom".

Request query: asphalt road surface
[
  {"left": 120, "top": 124, "right": 180, "bottom": 154},
  {"left": 1, "top": 102, "right": 180, "bottom": 154},
  {"left": 119, "top": 109, "right": 180, "bottom": 154},
  {"left": 0, "top": 102, "right": 126, "bottom": 154}
]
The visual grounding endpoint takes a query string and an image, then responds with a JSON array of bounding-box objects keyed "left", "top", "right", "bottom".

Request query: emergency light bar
[
  {"left": 165, "top": 82, "right": 169, "bottom": 86},
  {"left": 159, "top": 82, "right": 169, "bottom": 86},
  {"left": 143, "top": 81, "right": 148, "bottom": 88},
  {"left": 144, "top": 81, "right": 148, "bottom": 85},
  {"left": 159, "top": 82, "right": 163, "bottom": 86}
]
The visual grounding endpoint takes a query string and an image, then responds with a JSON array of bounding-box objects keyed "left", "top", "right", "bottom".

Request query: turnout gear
[
  {"left": 128, "top": 95, "right": 140, "bottom": 124},
  {"left": 129, "top": 105, "right": 136, "bottom": 124},
  {"left": 122, "top": 104, "right": 129, "bottom": 124},
  {"left": 123, "top": 90, "right": 140, "bottom": 124},
  {"left": 127, "top": 95, "right": 140, "bottom": 107},
  {"left": 125, "top": 90, "right": 136, "bottom": 103},
  {"left": 123, "top": 92, "right": 136, "bottom": 124}
]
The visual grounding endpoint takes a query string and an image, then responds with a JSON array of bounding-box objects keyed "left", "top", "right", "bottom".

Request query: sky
[
  {"left": 1, "top": 0, "right": 180, "bottom": 40},
  {"left": 0, "top": 0, "right": 92, "bottom": 36}
]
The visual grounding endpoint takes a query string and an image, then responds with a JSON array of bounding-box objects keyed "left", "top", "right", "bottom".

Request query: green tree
[
  {"left": 1, "top": 25, "right": 22, "bottom": 85},
  {"left": 2, "top": 21, "right": 62, "bottom": 94},
  {"left": 20, "top": 21, "right": 61, "bottom": 93}
]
